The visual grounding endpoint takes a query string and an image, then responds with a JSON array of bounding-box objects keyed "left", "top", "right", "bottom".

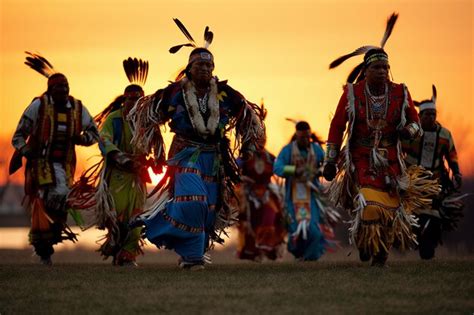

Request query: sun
[{"left": 147, "top": 166, "right": 167, "bottom": 187}]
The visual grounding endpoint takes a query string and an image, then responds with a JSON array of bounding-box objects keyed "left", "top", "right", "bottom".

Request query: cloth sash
[{"left": 290, "top": 142, "right": 316, "bottom": 240}]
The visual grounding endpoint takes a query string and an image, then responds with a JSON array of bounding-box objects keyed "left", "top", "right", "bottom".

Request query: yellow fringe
[{"left": 400, "top": 165, "right": 441, "bottom": 215}]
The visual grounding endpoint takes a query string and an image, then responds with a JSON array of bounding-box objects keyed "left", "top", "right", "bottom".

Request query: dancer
[
  {"left": 92, "top": 58, "right": 151, "bottom": 266},
  {"left": 128, "top": 19, "right": 265, "bottom": 270},
  {"left": 274, "top": 121, "right": 338, "bottom": 261},
  {"left": 236, "top": 134, "right": 286, "bottom": 261},
  {"left": 10, "top": 52, "right": 98, "bottom": 265},
  {"left": 324, "top": 13, "right": 438, "bottom": 266},
  {"left": 402, "top": 85, "right": 465, "bottom": 259}
]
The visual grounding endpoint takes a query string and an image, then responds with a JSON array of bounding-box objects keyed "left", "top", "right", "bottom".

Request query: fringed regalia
[
  {"left": 128, "top": 77, "right": 265, "bottom": 264},
  {"left": 326, "top": 80, "right": 440, "bottom": 258},
  {"left": 235, "top": 149, "right": 286, "bottom": 261},
  {"left": 68, "top": 58, "right": 150, "bottom": 265},
  {"left": 98, "top": 108, "right": 149, "bottom": 263},
  {"left": 17, "top": 95, "right": 85, "bottom": 252},
  {"left": 10, "top": 70, "right": 98, "bottom": 261},
  {"left": 10, "top": 53, "right": 99, "bottom": 262},
  {"left": 274, "top": 141, "right": 339, "bottom": 260},
  {"left": 401, "top": 85, "right": 467, "bottom": 258}
]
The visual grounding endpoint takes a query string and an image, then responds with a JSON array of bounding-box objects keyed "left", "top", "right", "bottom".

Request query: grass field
[{"left": 1, "top": 252, "right": 473, "bottom": 314}]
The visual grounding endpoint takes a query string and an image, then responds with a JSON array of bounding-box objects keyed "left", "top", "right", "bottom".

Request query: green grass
[{"left": 1, "top": 259, "right": 473, "bottom": 314}]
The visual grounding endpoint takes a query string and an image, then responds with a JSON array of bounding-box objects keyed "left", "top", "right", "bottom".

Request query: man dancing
[
  {"left": 274, "top": 121, "right": 337, "bottom": 261},
  {"left": 92, "top": 58, "right": 152, "bottom": 266},
  {"left": 402, "top": 85, "right": 465, "bottom": 260},
  {"left": 10, "top": 52, "right": 98, "bottom": 265},
  {"left": 236, "top": 134, "right": 286, "bottom": 262},
  {"left": 324, "top": 13, "right": 438, "bottom": 266},
  {"left": 128, "top": 19, "right": 265, "bottom": 270}
]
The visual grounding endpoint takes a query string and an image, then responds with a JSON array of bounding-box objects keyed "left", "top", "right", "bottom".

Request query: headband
[
  {"left": 365, "top": 53, "right": 388, "bottom": 66},
  {"left": 188, "top": 52, "right": 214, "bottom": 66}
]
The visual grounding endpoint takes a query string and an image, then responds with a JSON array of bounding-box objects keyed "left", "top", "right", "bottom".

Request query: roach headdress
[
  {"left": 94, "top": 57, "right": 149, "bottom": 128},
  {"left": 329, "top": 13, "right": 398, "bottom": 83},
  {"left": 123, "top": 57, "right": 149, "bottom": 87}
]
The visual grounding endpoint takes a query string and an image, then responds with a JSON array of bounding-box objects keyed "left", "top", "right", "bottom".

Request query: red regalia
[
  {"left": 324, "top": 13, "right": 439, "bottom": 266},
  {"left": 328, "top": 80, "right": 419, "bottom": 190},
  {"left": 236, "top": 150, "right": 286, "bottom": 261}
]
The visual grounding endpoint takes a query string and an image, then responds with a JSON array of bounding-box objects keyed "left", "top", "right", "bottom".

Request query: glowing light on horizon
[
  {"left": 1, "top": 0, "right": 472, "bottom": 177},
  {"left": 148, "top": 166, "right": 167, "bottom": 187}
]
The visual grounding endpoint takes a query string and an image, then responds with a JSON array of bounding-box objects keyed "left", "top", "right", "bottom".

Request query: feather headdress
[
  {"left": 24, "top": 51, "right": 68, "bottom": 89},
  {"left": 414, "top": 84, "right": 437, "bottom": 112},
  {"left": 329, "top": 13, "right": 399, "bottom": 83},
  {"left": 123, "top": 57, "right": 149, "bottom": 87},
  {"left": 94, "top": 57, "right": 149, "bottom": 128},
  {"left": 169, "top": 18, "right": 214, "bottom": 54},
  {"left": 24, "top": 51, "right": 57, "bottom": 78}
]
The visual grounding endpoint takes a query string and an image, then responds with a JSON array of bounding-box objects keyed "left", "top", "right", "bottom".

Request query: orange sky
[{"left": 1, "top": 0, "right": 473, "bottom": 181}]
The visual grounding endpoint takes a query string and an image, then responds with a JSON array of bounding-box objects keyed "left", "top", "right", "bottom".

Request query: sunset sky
[{"left": 1, "top": 0, "right": 472, "bottom": 184}]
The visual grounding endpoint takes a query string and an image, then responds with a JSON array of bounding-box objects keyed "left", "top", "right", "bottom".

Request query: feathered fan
[
  {"left": 329, "top": 13, "right": 399, "bottom": 83},
  {"left": 169, "top": 18, "right": 214, "bottom": 54},
  {"left": 24, "top": 51, "right": 56, "bottom": 78},
  {"left": 123, "top": 57, "right": 149, "bottom": 86}
]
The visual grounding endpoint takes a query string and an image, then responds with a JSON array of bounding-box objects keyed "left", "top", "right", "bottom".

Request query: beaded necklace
[{"left": 365, "top": 82, "right": 389, "bottom": 131}]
